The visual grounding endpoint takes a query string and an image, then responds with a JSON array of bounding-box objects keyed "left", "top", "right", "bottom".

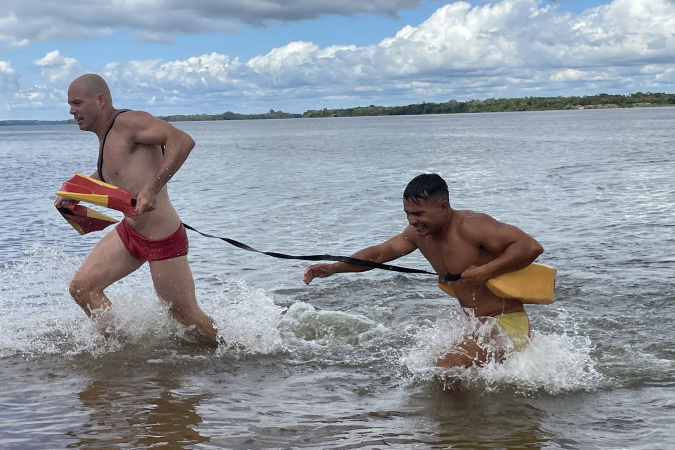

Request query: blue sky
[{"left": 1, "top": 0, "right": 673, "bottom": 120}]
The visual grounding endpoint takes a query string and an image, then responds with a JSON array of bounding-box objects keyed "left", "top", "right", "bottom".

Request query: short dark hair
[{"left": 403, "top": 173, "right": 449, "bottom": 203}]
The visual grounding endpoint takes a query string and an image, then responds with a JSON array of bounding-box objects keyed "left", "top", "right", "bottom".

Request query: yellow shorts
[{"left": 494, "top": 311, "right": 530, "bottom": 351}]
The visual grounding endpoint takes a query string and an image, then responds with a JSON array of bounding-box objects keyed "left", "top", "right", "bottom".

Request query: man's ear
[{"left": 96, "top": 93, "right": 106, "bottom": 107}]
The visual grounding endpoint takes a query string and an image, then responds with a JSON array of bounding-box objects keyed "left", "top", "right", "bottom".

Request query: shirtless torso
[
  {"left": 405, "top": 209, "right": 526, "bottom": 317},
  {"left": 95, "top": 108, "right": 182, "bottom": 239},
  {"left": 304, "top": 198, "right": 539, "bottom": 319}
]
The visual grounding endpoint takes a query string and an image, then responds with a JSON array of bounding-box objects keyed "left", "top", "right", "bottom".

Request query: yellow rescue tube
[{"left": 437, "top": 263, "right": 556, "bottom": 304}]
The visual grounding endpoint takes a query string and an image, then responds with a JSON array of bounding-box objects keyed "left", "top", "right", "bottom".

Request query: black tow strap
[{"left": 183, "top": 223, "right": 460, "bottom": 280}]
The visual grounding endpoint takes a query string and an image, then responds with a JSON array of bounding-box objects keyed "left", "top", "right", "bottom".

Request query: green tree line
[
  {"left": 302, "top": 92, "right": 675, "bottom": 118},
  {"left": 158, "top": 109, "right": 301, "bottom": 122},
  {"left": 0, "top": 119, "right": 65, "bottom": 126},
  {"left": 55, "top": 109, "right": 300, "bottom": 126},
  {"left": 3, "top": 92, "right": 673, "bottom": 126}
]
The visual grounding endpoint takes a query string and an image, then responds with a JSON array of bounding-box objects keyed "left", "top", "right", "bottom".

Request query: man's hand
[
  {"left": 54, "top": 195, "right": 78, "bottom": 208},
  {"left": 459, "top": 264, "right": 491, "bottom": 284},
  {"left": 303, "top": 263, "right": 337, "bottom": 285},
  {"left": 133, "top": 185, "right": 158, "bottom": 215}
]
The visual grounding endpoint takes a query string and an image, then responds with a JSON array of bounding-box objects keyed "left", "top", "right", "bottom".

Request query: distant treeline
[
  {"left": 0, "top": 119, "right": 66, "bottom": 126},
  {"left": 159, "top": 109, "right": 302, "bottom": 122},
  {"left": 302, "top": 92, "right": 675, "bottom": 118},
  {"left": 3, "top": 92, "right": 674, "bottom": 126}
]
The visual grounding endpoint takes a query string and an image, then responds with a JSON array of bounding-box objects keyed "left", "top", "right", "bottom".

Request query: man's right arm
[
  {"left": 303, "top": 227, "right": 418, "bottom": 285},
  {"left": 54, "top": 171, "right": 99, "bottom": 207}
]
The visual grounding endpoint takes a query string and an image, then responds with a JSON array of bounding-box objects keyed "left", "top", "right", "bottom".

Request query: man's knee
[
  {"left": 437, "top": 352, "right": 476, "bottom": 369},
  {"left": 69, "top": 276, "right": 95, "bottom": 306}
]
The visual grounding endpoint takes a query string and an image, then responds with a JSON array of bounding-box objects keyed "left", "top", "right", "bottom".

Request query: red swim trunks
[{"left": 115, "top": 219, "right": 189, "bottom": 261}]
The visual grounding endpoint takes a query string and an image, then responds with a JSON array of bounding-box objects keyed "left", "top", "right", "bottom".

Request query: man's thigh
[
  {"left": 75, "top": 228, "right": 144, "bottom": 291},
  {"left": 437, "top": 322, "right": 508, "bottom": 368},
  {"left": 148, "top": 256, "right": 198, "bottom": 308}
]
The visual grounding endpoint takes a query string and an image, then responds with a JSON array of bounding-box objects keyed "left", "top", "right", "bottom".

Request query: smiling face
[{"left": 403, "top": 196, "right": 450, "bottom": 237}]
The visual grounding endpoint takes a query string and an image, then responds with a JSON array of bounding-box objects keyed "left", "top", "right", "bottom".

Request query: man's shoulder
[
  {"left": 111, "top": 110, "right": 165, "bottom": 137},
  {"left": 456, "top": 209, "right": 491, "bottom": 223},
  {"left": 114, "top": 109, "right": 155, "bottom": 124},
  {"left": 455, "top": 210, "right": 498, "bottom": 234}
]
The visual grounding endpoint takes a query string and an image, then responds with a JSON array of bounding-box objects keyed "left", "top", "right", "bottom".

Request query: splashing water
[
  {"left": 2, "top": 243, "right": 392, "bottom": 363},
  {"left": 278, "top": 301, "right": 385, "bottom": 347},
  {"left": 0, "top": 244, "right": 289, "bottom": 359},
  {"left": 2, "top": 243, "right": 604, "bottom": 397},
  {"left": 206, "top": 277, "right": 286, "bottom": 355},
  {"left": 400, "top": 307, "right": 604, "bottom": 395}
]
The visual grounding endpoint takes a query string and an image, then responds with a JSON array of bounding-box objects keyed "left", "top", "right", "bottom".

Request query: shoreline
[{"left": 3, "top": 92, "right": 673, "bottom": 125}]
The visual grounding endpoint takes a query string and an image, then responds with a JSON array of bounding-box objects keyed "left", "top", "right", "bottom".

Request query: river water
[{"left": 1, "top": 108, "right": 673, "bottom": 448}]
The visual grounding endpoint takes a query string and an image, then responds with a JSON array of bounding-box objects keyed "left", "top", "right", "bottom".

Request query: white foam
[
  {"left": 400, "top": 307, "right": 604, "bottom": 395},
  {"left": 204, "top": 277, "right": 286, "bottom": 355},
  {"left": 1, "top": 243, "right": 607, "bottom": 395},
  {"left": 278, "top": 301, "right": 383, "bottom": 347},
  {"left": 0, "top": 244, "right": 288, "bottom": 358}
]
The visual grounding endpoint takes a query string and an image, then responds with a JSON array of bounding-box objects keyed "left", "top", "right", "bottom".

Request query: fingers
[
  {"left": 54, "top": 196, "right": 78, "bottom": 207},
  {"left": 303, "top": 266, "right": 315, "bottom": 285},
  {"left": 304, "top": 264, "right": 336, "bottom": 285},
  {"left": 303, "top": 264, "right": 325, "bottom": 285},
  {"left": 133, "top": 191, "right": 156, "bottom": 215},
  {"left": 134, "top": 201, "right": 155, "bottom": 215},
  {"left": 460, "top": 265, "right": 489, "bottom": 284}
]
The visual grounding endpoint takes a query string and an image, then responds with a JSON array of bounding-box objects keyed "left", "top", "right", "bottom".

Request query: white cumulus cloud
[
  {"left": 0, "top": 0, "right": 439, "bottom": 47},
  {"left": 0, "top": 60, "right": 19, "bottom": 93},
  {"left": 4, "top": 0, "right": 675, "bottom": 119}
]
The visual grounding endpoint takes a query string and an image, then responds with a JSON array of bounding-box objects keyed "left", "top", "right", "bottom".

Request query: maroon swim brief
[{"left": 115, "top": 219, "right": 189, "bottom": 261}]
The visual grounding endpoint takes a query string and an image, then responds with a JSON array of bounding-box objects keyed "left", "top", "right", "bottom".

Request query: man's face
[
  {"left": 67, "top": 82, "right": 100, "bottom": 131},
  {"left": 403, "top": 197, "right": 447, "bottom": 237}
]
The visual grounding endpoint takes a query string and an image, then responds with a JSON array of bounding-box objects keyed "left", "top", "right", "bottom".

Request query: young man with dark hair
[{"left": 304, "top": 173, "right": 543, "bottom": 368}]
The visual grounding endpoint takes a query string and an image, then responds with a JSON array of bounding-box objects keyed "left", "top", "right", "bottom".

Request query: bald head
[
  {"left": 68, "top": 74, "right": 115, "bottom": 131},
  {"left": 70, "top": 74, "right": 113, "bottom": 106}
]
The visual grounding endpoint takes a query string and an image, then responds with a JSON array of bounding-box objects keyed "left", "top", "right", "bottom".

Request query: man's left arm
[
  {"left": 130, "top": 112, "right": 196, "bottom": 214},
  {"left": 460, "top": 214, "right": 543, "bottom": 283}
]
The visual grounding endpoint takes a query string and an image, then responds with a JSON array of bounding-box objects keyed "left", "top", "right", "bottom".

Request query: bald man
[{"left": 55, "top": 74, "right": 218, "bottom": 345}]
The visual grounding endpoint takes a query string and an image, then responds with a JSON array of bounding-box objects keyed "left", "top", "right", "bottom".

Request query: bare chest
[
  {"left": 98, "top": 133, "right": 163, "bottom": 194},
  {"left": 417, "top": 236, "right": 493, "bottom": 276}
]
